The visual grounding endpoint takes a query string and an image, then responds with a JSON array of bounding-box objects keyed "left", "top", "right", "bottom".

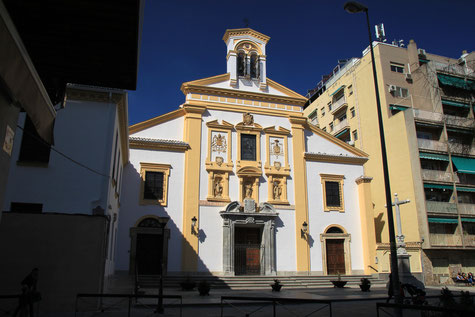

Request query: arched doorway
[
  {"left": 129, "top": 216, "right": 170, "bottom": 275},
  {"left": 320, "top": 225, "right": 352, "bottom": 275}
]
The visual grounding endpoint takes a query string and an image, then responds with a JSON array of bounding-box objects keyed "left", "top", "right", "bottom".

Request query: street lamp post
[{"left": 344, "top": 1, "right": 402, "bottom": 304}]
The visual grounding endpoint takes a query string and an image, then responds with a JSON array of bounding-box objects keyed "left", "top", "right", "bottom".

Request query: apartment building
[{"left": 304, "top": 40, "right": 475, "bottom": 284}]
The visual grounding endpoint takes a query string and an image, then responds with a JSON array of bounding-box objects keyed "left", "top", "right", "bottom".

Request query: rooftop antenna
[
  {"left": 375, "top": 23, "right": 386, "bottom": 42},
  {"left": 243, "top": 18, "right": 250, "bottom": 27}
]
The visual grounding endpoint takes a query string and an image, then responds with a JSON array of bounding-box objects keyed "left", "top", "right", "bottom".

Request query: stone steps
[{"left": 136, "top": 275, "right": 386, "bottom": 290}]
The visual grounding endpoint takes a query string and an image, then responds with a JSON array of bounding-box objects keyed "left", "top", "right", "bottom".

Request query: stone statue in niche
[
  {"left": 214, "top": 176, "right": 223, "bottom": 197},
  {"left": 244, "top": 183, "right": 253, "bottom": 199},
  {"left": 273, "top": 181, "right": 282, "bottom": 200},
  {"left": 243, "top": 112, "right": 254, "bottom": 126}
]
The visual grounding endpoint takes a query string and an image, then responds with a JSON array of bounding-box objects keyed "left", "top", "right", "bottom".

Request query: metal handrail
[{"left": 221, "top": 295, "right": 332, "bottom": 317}]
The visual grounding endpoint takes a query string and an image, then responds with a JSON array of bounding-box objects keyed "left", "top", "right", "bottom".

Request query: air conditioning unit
[
  {"left": 405, "top": 73, "right": 413, "bottom": 81},
  {"left": 388, "top": 85, "right": 397, "bottom": 93}
]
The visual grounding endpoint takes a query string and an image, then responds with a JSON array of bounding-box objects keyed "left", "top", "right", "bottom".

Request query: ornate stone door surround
[
  {"left": 220, "top": 201, "right": 278, "bottom": 276},
  {"left": 320, "top": 225, "right": 352, "bottom": 275}
]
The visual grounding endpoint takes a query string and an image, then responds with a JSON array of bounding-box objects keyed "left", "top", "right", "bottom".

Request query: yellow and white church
[{"left": 116, "top": 28, "right": 378, "bottom": 277}]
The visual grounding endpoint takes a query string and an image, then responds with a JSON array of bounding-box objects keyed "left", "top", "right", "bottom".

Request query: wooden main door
[
  {"left": 234, "top": 227, "right": 261, "bottom": 275},
  {"left": 326, "top": 239, "right": 345, "bottom": 275}
]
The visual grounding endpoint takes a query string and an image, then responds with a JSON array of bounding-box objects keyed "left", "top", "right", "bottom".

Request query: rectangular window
[
  {"left": 321, "top": 174, "right": 345, "bottom": 212},
  {"left": 328, "top": 101, "right": 332, "bottom": 111},
  {"left": 390, "top": 64, "right": 404, "bottom": 73},
  {"left": 348, "top": 85, "right": 353, "bottom": 95},
  {"left": 325, "top": 181, "right": 341, "bottom": 207},
  {"left": 329, "top": 122, "right": 333, "bottom": 132},
  {"left": 144, "top": 171, "right": 164, "bottom": 200},
  {"left": 338, "top": 114, "right": 347, "bottom": 122},
  {"left": 241, "top": 134, "right": 256, "bottom": 161},
  {"left": 350, "top": 107, "right": 355, "bottom": 117},
  {"left": 391, "top": 86, "right": 409, "bottom": 98},
  {"left": 10, "top": 202, "right": 43, "bottom": 213},
  {"left": 352, "top": 130, "right": 358, "bottom": 141},
  {"left": 18, "top": 115, "right": 51, "bottom": 164},
  {"left": 322, "top": 127, "right": 327, "bottom": 132},
  {"left": 321, "top": 107, "right": 325, "bottom": 117},
  {"left": 140, "top": 163, "right": 171, "bottom": 206}
]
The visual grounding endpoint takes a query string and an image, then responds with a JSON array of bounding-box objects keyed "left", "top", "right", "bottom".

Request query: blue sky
[{"left": 128, "top": 0, "right": 475, "bottom": 125}]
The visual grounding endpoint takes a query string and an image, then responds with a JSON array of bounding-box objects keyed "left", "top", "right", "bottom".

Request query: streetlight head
[{"left": 343, "top": 1, "right": 368, "bottom": 13}]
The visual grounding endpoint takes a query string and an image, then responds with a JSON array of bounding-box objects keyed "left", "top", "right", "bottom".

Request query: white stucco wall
[
  {"left": 132, "top": 116, "right": 184, "bottom": 141},
  {"left": 197, "top": 206, "right": 223, "bottom": 273},
  {"left": 275, "top": 209, "right": 296, "bottom": 272},
  {"left": 3, "top": 99, "right": 117, "bottom": 214},
  {"left": 305, "top": 160, "right": 365, "bottom": 273},
  {"left": 116, "top": 147, "right": 185, "bottom": 272}
]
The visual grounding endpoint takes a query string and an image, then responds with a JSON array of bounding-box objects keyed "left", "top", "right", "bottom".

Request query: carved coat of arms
[
  {"left": 243, "top": 112, "right": 254, "bottom": 126},
  {"left": 211, "top": 133, "right": 227, "bottom": 153}
]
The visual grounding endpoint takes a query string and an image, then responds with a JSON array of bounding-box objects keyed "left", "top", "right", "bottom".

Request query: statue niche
[
  {"left": 214, "top": 175, "right": 224, "bottom": 198},
  {"left": 273, "top": 180, "right": 282, "bottom": 201}
]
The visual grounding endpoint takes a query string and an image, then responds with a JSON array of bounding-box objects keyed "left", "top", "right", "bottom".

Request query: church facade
[{"left": 116, "top": 28, "right": 377, "bottom": 276}]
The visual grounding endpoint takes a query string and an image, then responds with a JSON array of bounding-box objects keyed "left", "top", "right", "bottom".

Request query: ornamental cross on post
[{"left": 392, "top": 193, "right": 410, "bottom": 255}]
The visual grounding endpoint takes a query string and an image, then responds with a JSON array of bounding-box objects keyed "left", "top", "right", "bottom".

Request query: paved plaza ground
[{"left": 34, "top": 284, "right": 475, "bottom": 317}]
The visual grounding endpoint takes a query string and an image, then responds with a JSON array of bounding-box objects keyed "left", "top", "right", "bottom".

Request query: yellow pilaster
[
  {"left": 356, "top": 176, "right": 377, "bottom": 275},
  {"left": 181, "top": 104, "right": 206, "bottom": 272},
  {"left": 289, "top": 116, "right": 310, "bottom": 272}
]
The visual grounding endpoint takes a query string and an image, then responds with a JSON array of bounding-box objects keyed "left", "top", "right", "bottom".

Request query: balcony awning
[
  {"left": 419, "top": 152, "right": 449, "bottom": 161},
  {"left": 330, "top": 85, "right": 345, "bottom": 96},
  {"left": 452, "top": 156, "right": 475, "bottom": 174},
  {"left": 446, "top": 128, "right": 474, "bottom": 135},
  {"left": 389, "top": 105, "right": 409, "bottom": 111},
  {"left": 441, "top": 99, "right": 470, "bottom": 108},
  {"left": 428, "top": 217, "right": 458, "bottom": 224},
  {"left": 335, "top": 128, "right": 350, "bottom": 138},
  {"left": 424, "top": 183, "right": 453, "bottom": 190},
  {"left": 437, "top": 74, "right": 475, "bottom": 91},
  {"left": 457, "top": 187, "right": 475, "bottom": 193},
  {"left": 461, "top": 218, "right": 475, "bottom": 223}
]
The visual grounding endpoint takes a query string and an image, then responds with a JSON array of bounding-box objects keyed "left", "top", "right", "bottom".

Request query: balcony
[
  {"left": 333, "top": 119, "right": 349, "bottom": 136},
  {"left": 448, "top": 143, "right": 475, "bottom": 155},
  {"left": 426, "top": 201, "right": 458, "bottom": 215},
  {"left": 413, "top": 109, "right": 444, "bottom": 123},
  {"left": 463, "top": 234, "right": 475, "bottom": 247},
  {"left": 433, "top": 61, "right": 475, "bottom": 78},
  {"left": 457, "top": 173, "right": 475, "bottom": 186},
  {"left": 445, "top": 115, "right": 474, "bottom": 129},
  {"left": 459, "top": 203, "right": 475, "bottom": 216},
  {"left": 421, "top": 169, "right": 453, "bottom": 182},
  {"left": 429, "top": 232, "right": 463, "bottom": 247},
  {"left": 418, "top": 139, "right": 447, "bottom": 152},
  {"left": 330, "top": 97, "right": 348, "bottom": 115}
]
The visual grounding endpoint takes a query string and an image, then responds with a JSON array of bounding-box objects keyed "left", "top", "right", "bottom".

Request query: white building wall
[
  {"left": 116, "top": 147, "right": 185, "bottom": 273},
  {"left": 197, "top": 206, "right": 223, "bottom": 273},
  {"left": 305, "top": 160, "right": 365, "bottom": 273},
  {"left": 275, "top": 209, "right": 296, "bottom": 273},
  {"left": 3, "top": 99, "right": 116, "bottom": 214},
  {"left": 132, "top": 116, "right": 184, "bottom": 141}
]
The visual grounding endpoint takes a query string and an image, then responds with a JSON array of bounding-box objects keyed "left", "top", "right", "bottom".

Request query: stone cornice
[
  {"left": 263, "top": 126, "right": 291, "bottom": 135},
  {"left": 206, "top": 119, "right": 234, "bottom": 129},
  {"left": 181, "top": 84, "right": 306, "bottom": 107},
  {"left": 304, "top": 152, "right": 368, "bottom": 165},
  {"left": 222, "top": 28, "right": 270, "bottom": 44},
  {"left": 355, "top": 176, "right": 373, "bottom": 184},
  {"left": 129, "top": 137, "right": 189, "bottom": 152}
]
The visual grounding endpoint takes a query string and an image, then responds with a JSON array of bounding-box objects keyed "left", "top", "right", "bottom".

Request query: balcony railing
[
  {"left": 459, "top": 203, "right": 475, "bottom": 216},
  {"left": 418, "top": 139, "right": 448, "bottom": 152},
  {"left": 448, "top": 142, "right": 475, "bottom": 155},
  {"left": 421, "top": 169, "right": 453, "bottom": 182},
  {"left": 463, "top": 234, "right": 475, "bottom": 247},
  {"left": 413, "top": 109, "right": 444, "bottom": 123},
  {"left": 332, "top": 119, "right": 349, "bottom": 135},
  {"left": 429, "top": 232, "right": 463, "bottom": 246},
  {"left": 433, "top": 61, "right": 475, "bottom": 78},
  {"left": 445, "top": 115, "right": 475, "bottom": 128},
  {"left": 457, "top": 173, "right": 475, "bottom": 186},
  {"left": 426, "top": 201, "right": 458, "bottom": 215},
  {"left": 330, "top": 97, "right": 347, "bottom": 114}
]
